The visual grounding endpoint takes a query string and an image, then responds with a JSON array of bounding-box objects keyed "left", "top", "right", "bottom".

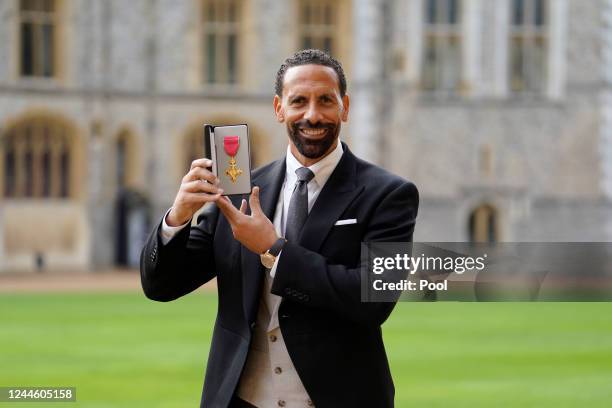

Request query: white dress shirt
[{"left": 160, "top": 141, "right": 344, "bottom": 408}]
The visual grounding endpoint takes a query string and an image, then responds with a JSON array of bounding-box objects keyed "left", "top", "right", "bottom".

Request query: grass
[{"left": 1, "top": 293, "right": 612, "bottom": 407}]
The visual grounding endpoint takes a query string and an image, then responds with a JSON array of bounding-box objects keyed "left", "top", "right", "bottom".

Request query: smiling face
[{"left": 274, "top": 64, "right": 350, "bottom": 166}]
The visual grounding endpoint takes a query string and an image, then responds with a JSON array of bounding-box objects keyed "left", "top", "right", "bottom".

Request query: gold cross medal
[{"left": 223, "top": 135, "right": 243, "bottom": 183}]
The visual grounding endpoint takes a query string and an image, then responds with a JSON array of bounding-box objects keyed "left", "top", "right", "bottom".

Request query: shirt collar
[{"left": 285, "top": 140, "right": 344, "bottom": 188}]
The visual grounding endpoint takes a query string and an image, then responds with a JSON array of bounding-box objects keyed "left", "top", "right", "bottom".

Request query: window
[
  {"left": 2, "top": 118, "right": 72, "bottom": 199},
  {"left": 421, "top": 0, "right": 462, "bottom": 92},
  {"left": 509, "top": 0, "right": 547, "bottom": 93},
  {"left": 19, "top": 0, "right": 57, "bottom": 78},
  {"left": 468, "top": 204, "right": 498, "bottom": 243},
  {"left": 298, "top": 0, "right": 337, "bottom": 55},
  {"left": 202, "top": 0, "right": 241, "bottom": 85}
]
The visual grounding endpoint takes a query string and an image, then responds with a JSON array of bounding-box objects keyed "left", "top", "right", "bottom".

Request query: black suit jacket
[{"left": 140, "top": 143, "right": 419, "bottom": 408}]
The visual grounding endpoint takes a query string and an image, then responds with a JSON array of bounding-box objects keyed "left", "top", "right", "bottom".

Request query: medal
[{"left": 223, "top": 135, "right": 243, "bottom": 183}]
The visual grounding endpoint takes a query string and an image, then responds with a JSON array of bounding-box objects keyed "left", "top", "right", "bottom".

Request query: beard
[{"left": 287, "top": 119, "right": 341, "bottom": 159}]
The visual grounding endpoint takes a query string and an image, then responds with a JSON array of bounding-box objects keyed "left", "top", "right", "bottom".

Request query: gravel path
[{"left": 0, "top": 269, "right": 217, "bottom": 293}]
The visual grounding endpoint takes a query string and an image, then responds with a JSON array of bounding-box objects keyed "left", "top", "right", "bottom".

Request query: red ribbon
[{"left": 223, "top": 135, "right": 240, "bottom": 157}]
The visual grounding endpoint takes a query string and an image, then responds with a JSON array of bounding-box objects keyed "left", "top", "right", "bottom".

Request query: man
[{"left": 140, "top": 49, "right": 419, "bottom": 408}]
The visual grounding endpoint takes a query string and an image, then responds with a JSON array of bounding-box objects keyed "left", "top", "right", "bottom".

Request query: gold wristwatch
[{"left": 260, "top": 238, "right": 287, "bottom": 269}]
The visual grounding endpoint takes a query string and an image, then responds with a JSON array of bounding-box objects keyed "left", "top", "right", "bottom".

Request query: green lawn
[{"left": 1, "top": 293, "right": 611, "bottom": 407}]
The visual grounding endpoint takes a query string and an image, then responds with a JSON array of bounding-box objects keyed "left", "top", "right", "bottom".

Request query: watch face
[{"left": 260, "top": 253, "right": 275, "bottom": 269}]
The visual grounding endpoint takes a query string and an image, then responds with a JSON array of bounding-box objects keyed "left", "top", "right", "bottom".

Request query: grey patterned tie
[{"left": 285, "top": 167, "right": 315, "bottom": 242}]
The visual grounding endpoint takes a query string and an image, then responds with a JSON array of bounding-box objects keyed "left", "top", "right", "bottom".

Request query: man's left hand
[{"left": 216, "top": 186, "right": 278, "bottom": 254}]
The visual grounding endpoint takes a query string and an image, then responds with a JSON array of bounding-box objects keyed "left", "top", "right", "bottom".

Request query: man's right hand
[{"left": 166, "top": 158, "right": 223, "bottom": 226}]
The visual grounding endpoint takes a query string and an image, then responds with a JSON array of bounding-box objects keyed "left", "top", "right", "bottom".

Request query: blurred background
[
  {"left": 1, "top": 1, "right": 612, "bottom": 407},
  {"left": 1, "top": 0, "right": 611, "bottom": 273}
]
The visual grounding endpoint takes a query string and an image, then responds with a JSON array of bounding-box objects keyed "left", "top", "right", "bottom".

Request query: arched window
[
  {"left": 468, "top": 204, "right": 499, "bottom": 243},
  {"left": 3, "top": 134, "right": 16, "bottom": 197},
  {"left": 19, "top": 0, "right": 58, "bottom": 78},
  {"left": 1, "top": 117, "right": 73, "bottom": 199}
]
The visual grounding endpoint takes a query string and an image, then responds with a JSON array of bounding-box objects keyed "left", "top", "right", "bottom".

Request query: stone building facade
[{"left": 0, "top": 0, "right": 610, "bottom": 272}]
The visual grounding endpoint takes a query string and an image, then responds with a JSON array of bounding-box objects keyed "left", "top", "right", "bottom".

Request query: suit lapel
[
  {"left": 240, "top": 144, "right": 363, "bottom": 323},
  {"left": 299, "top": 144, "right": 364, "bottom": 252},
  {"left": 241, "top": 159, "right": 286, "bottom": 326}
]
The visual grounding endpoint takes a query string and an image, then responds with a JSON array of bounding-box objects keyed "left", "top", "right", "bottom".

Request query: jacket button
[
  {"left": 307, "top": 399, "right": 314, "bottom": 406},
  {"left": 274, "top": 366, "right": 282, "bottom": 374},
  {"left": 250, "top": 322, "right": 256, "bottom": 330},
  {"left": 269, "top": 334, "right": 277, "bottom": 342},
  {"left": 277, "top": 400, "right": 286, "bottom": 407}
]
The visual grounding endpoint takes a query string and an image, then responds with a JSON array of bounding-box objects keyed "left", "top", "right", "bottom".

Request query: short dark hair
[{"left": 275, "top": 49, "right": 347, "bottom": 98}]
